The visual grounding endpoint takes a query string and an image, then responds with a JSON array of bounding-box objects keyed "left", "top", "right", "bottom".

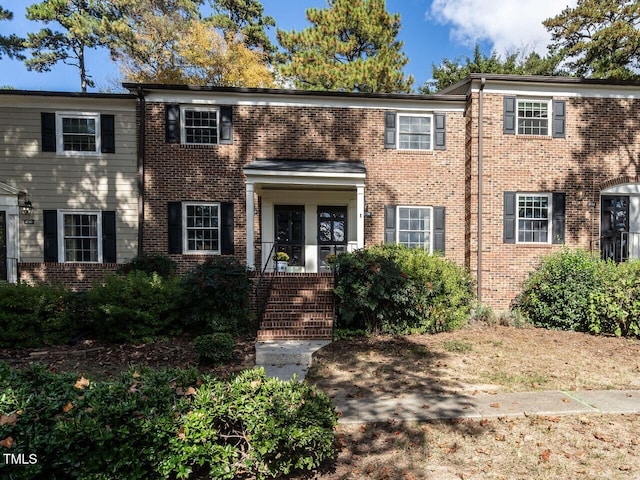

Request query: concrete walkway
[{"left": 332, "top": 389, "right": 640, "bottom": 424}]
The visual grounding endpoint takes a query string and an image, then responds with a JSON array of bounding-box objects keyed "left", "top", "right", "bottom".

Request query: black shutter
[
  {"left": 220, "top": 202, "right": 234, "bottom": 254},
  {"left": 100, "top": 114, "right": 116, "bottom": 153},
  {"left": 503, "top": 192, "right": 517, "bottom": 243},
  {"left": 165, "top": 104, "right": 180, "bottom": 144},
  {"left": 434, "top": 113, "right": 446, "bottom": 150},
  {"left": 552, "top": 193, "right": 566, "bottom": 244},
  {"left": 41, "top": 112, "right": 56, "bottom": 152},
  {"left": 219, "top": 106, "right": 233, "bottom": 144},
  {"left": 43, "top": 210, "right": 58, "bottom": 262},
  {"left": 433, "top": 206, "right": 446, "bottom": 252},
  {"left": 384, "top": 205, "right": 396, "bottom": 243},
  {"left": 384, "top": 111, "right": 396, "bottom": 149},
  {"left": 102, "top": 211, "right": 117, "bottom": 262},
  {"left": 552, "top": 100, "right": 566, "bottom": 138},
  {"left": 503, "top": 96, "right": 516, "bottom": 135},
  {"left": 168, "top": 202, "right": 182, "bottom": 254}
]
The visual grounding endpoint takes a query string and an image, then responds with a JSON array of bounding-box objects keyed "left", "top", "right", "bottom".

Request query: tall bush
[
  {"left": 180, "top": 257, "right": 254, "bottom": 333},
  {"left": 333, "top": 244, "right": 474, "bottom": 334},
  {"left": 87, "top": 271, "right": 182, "bottom": 343},
  {"left": 514, "top": 249, "right": 604, "bottom": 331},
  {"left": 0, "top": 282, "right": 77, "bottom": 347},
  {"left": 117, "top": 252, "right": 177, "bottom": 278}
]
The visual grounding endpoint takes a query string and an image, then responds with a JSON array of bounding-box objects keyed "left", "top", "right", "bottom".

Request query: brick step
[
  {"left": 267, "top": 295, "right": 334, "bottom": 302},
  {"left": 257, "top": 328, "right": 333, "bottom": 341},
  {"left": 262, "top": 312, "right": 333, "bottom": 321},
  {"left": 260, "top": 320, "right": 333, "bottom": 329},
  {"left": 264, "top": 301, "right": 333, "bottom": 308}
]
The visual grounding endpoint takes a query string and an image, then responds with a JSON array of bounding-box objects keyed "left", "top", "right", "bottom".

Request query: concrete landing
[{"left": 255, "top": 340, "right": 330, "bottom": 381}]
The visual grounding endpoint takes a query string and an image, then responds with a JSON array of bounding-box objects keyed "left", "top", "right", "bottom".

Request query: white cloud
[{"left": 429, "top": 0, "right": 578, "bottom": 55}]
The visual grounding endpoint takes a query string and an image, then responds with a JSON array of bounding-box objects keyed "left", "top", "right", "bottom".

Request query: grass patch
[
  {"left": 442, "top": 340, "right": 472, "bottom": 352},
  {"left": 408, "top": 345, "right": 433, "bottom": 357},
  {"left": 483, "top": 371, "right": 549, "bottom": 388}
]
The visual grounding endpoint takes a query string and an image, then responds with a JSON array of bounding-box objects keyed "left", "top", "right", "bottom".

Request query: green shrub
[
  {"left": 514, "top": 249, "right": 604, "bottom": 331},
  {"left": 193, "top": 333, "right": 235, "bottom": 365},
  {"left": 117, "top": 252, "right": 177, "bottom": 278},
  {"left": 333, "top": 244, "right": 474, "bottom": 334},
  {"left": 0, "top": 282, "right": 77, "bottom": 347},
  {"left": 588, "top": 260, "right": 640, "bottom": 337},
  {"left": 87, "top": 271, "right": 182, "bottom": 343},
  {"left": 0, "top": 364, "right": 337, "bottom": 480},
  {"left": 181, "top": 257, "right": 254, "bottom": 334}
]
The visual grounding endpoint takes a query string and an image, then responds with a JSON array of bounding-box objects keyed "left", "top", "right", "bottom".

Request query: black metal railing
[
  {"left": 254, "top": 242, "right": 277, "bottom": 324},
  {"left": 601, "top": 231, "right": 640, "bottom": 262}
]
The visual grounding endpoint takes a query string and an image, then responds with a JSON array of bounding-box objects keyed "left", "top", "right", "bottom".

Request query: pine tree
[
  {"left": 0, "top": 6, "right": 25, "bottom": 60},
  {"left": 25, "top": 0, "right": 106, "bottom": 92},
  {"left": 277, "top": 0, "right": 413, "bottom": 93}
]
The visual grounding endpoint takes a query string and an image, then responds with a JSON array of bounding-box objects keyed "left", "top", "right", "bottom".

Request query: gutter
[
  {"left": 477, "top": 77, "right": 486, "bottom": 302},
  {"left": 136, "top": 87, "right": 145, "bottom": 256}
]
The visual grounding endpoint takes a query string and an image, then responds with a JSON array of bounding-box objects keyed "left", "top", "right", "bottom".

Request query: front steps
[{"left": 257, "top": 273, "right": 334, "bottom": 341}]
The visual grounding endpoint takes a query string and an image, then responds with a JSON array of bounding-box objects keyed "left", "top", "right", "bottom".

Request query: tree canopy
[
  {"left": 0, "top": 6, "right": 25, "bottom": 60},
  {"left": 420, "top": 44, "right": 566, "bottom": 93},
  {"left": 277, "top": 0, "right": 413, "bottom": 93},
  {"left": 544, "top": 0, "right": 640, "bottom": 79}
]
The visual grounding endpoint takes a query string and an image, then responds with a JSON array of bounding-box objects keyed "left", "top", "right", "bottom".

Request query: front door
[
  {"left": 275, "top": 205, "right": 304, "bottom": 266},
  {"left": 0, "top": 211, "right": 6, "bottom": 281},
  {"left": 601, "top": 195, "right": 629, "bottom": 262},
  {"left": 318, "top": 206, "right": 347, "bottom": 270}
]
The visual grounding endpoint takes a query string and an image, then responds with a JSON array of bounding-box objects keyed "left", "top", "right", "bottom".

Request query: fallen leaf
[
  {"left": 594, "top": 432, "right": 614, "bottom": 443},
  {"left": 0, "top": 414, "right": 17, "bottom": 426},
  {"left": 495, "top": 433, "right": 506, "bottom": 441},
  {"left": 540, "top": 449, "right": 551, "bottom": 462},
  {"left": 62, "top": 402, "right": 73, "bottom": 413},
  {"left": 619, "top": 465, "right": 631, "bottom": 471},
  {"left": 74, "top": 376, "right": 90, "bottom": 389},
  {"left": 548, "top": 416, "right": 560, "bottom": 423},
  {"left": 562, "top": 397, "right": 570, "bottom": 403},
  {"left": 490, "top": 403, "right": 501, "bottom": 408},
  {"left": 0, "top": 437, "right": 15, "bottom": 448}
]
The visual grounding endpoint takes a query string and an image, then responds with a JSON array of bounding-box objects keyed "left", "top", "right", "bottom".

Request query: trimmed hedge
[
  {"left": 0, "top": 364, "right": 337, "bottom": 479},
  {"left": 333, "top": 244, "right": 474, "bottom": 334}
]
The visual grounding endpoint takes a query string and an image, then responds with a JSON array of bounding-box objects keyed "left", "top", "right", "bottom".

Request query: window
[
  {"left": 516, "top": 193, "right": 552, "bottom": 243},
  {"left": 58, "top": 210, "right": 102, "bottom": 262},
  {"left": 517, "top": 99, "right": 550, "bottom": 136},
  {"left": 183, "top": 202, "right": 220, "bottom": 253},
  {"left": 398, "top": 114, "right": 432, "bottom": 150},
  {"left": 396, "top": 206, "right": 433, "bottom": 251},
  {"left": 181, "top": 107, "right": 219, "bottom": 144},
  {"left": 56, "top": 113, "right": 100, "bottom": 154}
]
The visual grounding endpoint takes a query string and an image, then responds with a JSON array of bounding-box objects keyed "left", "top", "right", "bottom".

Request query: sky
[{"left": 0, "top": 0, "right": 577, "bottom": 93}]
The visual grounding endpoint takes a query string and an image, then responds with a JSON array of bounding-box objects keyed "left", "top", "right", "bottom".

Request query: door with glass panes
[
  {"left": 317, "top": 206, "right": 347, "bottom": 270},
  {"left": 274, "top": 205, "right": 304, "bottom": 266}
]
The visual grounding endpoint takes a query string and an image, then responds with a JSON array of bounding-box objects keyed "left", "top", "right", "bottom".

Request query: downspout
[
  {"left": 477, "top": 77, "right": 486, "bottom": 302},
  {"left": 136, "top": 87, "right": 145, "bottom": 256}
]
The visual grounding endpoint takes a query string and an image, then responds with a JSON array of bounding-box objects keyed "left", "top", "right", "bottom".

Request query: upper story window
[
  {"left": 398, "top": 114, "right": 432, "bottom": 150},
  {"left": 56, "top": 112, "right": 101, "bottom": 154},
  {"left": 517, "top": 99, "right": 550, "bottom": 136},
  {"left": 503, "top": 97, "right": 565, "bottom": 138},
  {"left": 516, "top": 193, "right": 552, "bottom": 243},
  {"left": 396, "top": 206, "right": 433, "bottom": 251},
  {"left": 181, "top": 107, "right": 219, "bottom": 144}
]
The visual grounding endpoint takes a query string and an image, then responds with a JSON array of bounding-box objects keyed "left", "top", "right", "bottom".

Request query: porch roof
[{"left": 244, "top": 158, "right": 366, "bottom": 175}]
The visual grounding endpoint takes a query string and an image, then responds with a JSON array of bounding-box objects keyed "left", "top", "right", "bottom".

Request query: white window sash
[
  {"left": 396, "top": 113, "right": 433, "bottom": 151},
  {"left": 55, "top": 112, "right": 101, "bottom": 155},
  {"left": 395, "top": 205, "right": 433, "bottom": 253},
  {"left": 182, "top": 202, "right": 221, "bottom": 254},
  {"left": 180, "top": 107, "right": 220, "bottom": 145},
  {"left": 57, "top": 210, "right": 103, "bottom": 263},
  {"left": 515, "top": 193, "right": 553, "bottom": 244},
  {"left": 516, "top": 99, "right": 551, "bottom": 136}
]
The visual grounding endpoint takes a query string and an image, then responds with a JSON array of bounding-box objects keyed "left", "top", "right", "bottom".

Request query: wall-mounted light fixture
[
  {"left": 576, "top": 188, "right": 585, "bottom": 201},
  {"left": 20, "top": 199, "right": 33, "bottom": 216}
]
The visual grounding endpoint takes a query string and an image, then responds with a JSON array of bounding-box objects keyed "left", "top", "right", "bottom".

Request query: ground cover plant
[{"left": 333, "top": 244, "right": 474, "bottom": 334}]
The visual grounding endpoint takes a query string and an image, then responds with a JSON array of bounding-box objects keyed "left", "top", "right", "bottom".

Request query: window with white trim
[
  {"left": 517, "top": 193, "right": 552, "bottom": 243},
  {"left": 58, "top": 210, "right": 102, "bottom": 262},
  {"left": 396, "top": 206, "right": 433, "bottom": 251},
  {"left": 56, "top": 112, "right": 100, "bottom": 153},
  {"left": 517, "top": 99, "right": 550, "bottom": 136},
  {"left": 181, "top": 107, "right": 219, "bottom": 144},
  {"left": 183, "top": 202, "right": 220, "bottom": 253},
  {"left": 398, "top": 114, "right": 432, "bottom": 150}
]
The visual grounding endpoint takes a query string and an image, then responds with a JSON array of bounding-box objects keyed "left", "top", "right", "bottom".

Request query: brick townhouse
[{"left": 2, "top": 75, "right": 640, "bottom": 337}]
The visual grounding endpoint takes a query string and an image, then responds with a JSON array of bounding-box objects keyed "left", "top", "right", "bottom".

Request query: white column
[
  {"left": 245, "top": 182, "right": 255, "bottom": 270},
  {"left": 356, "top": 184, "right": 365, "bottom": 249}
]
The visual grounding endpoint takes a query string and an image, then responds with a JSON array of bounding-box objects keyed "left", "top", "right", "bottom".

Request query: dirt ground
[
  {"left": 2, "top": 325, "right": 640, "bottom": 479},
  {"left": 297, "top": 325, "right": 640, "bottom": 480}
]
